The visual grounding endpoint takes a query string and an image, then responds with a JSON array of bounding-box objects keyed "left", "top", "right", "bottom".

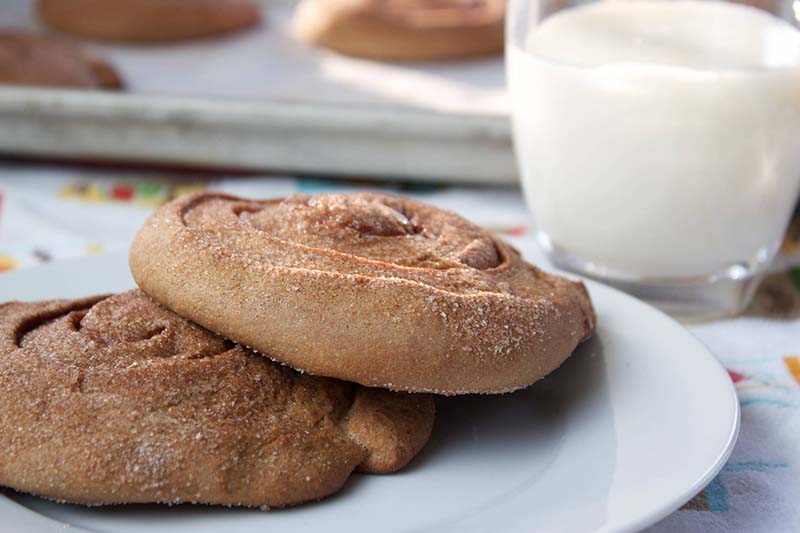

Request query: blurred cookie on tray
[
  {"left": 293, "top": 0, "right": 505, "bottom": 61},
  {"left": 0, "top": 30, "right": 122, "bottom": 89},
  {"left": 37, "top": 0, "right": 261, "bottom": 43}
]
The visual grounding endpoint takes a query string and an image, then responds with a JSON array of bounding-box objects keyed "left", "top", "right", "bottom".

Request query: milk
[{"left": 509, "top": 1, "right": 800, "bottom": 279}]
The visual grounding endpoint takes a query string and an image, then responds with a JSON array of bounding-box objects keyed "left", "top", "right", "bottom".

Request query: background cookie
[
  {"left": 293, "top": 0, "right": 505, "bottom": 60},
  {"left": 0, "top": 31, "right": 122, "bottom": 89},
  {"left": 0, "top": 290, "right": 434, "bottom": 507},
  {"left": 37, "top": 0, "right": 261, "bottom": 43},
  {"left": 130, "top": 192, "right": 595, "bottom": 395}
]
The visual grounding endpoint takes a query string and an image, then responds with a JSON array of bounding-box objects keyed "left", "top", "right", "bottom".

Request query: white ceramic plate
[{"left": 0, "top": 251, "right": 739, "bottom": 533}]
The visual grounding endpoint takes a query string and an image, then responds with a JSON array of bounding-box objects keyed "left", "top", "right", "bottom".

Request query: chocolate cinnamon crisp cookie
[
  {"left": 0, "top": 290, "right": 434, "bottom": 507},
  {"left": 37, "top": 0, "right": 260, "bottom": 43},
  {"left": 131, "top": 192, "right": 595, "bottom": 395},
  {"left": 0, "top": 31, "right": 122, "bottom": 89},
  {"left": 293, "top": 0, "right": 505, "bottom": 60}
]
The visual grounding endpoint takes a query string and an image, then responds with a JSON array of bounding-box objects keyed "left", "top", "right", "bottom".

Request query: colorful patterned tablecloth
[{"left": 1, "top": 163, "right": 798, "bottom": 532}]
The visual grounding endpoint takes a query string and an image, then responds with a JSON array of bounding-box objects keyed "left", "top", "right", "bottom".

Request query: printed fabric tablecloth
[{"left": 0, "top": 163, "right": 798, "bottom": 532}]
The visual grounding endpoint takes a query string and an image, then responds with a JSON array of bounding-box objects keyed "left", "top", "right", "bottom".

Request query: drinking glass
[{"left": 506, "top": 0, "right": 800, "bottom": 318}]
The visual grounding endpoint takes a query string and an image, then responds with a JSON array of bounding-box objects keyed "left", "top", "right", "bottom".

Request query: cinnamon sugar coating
[
  {"left": 131, "top": 192, "right": 596, "bottom": 395},
  {"left": 0, "top": 290, "right": 434, "bottom": 507}
]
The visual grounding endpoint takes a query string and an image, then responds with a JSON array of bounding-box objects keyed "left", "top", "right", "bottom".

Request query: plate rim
[{"left": 582, "top": 278, "right": 741, "bottom": 532}]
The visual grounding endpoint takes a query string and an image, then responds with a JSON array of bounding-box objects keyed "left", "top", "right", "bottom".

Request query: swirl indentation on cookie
[
  {"left": 223, "top": 193, "right": 500, "bottom": 270},
  {"left": 0, "top": 290, "right": 435, "bottom": 507},
  {"left": 131, "top": 192, "right": 596, "bottom": 394},
  {"left": 15, "top": 297, "right": 102, "bottom": 349},
  {"left": 15, "top": 292, "right": 232, "bottom": 362}
]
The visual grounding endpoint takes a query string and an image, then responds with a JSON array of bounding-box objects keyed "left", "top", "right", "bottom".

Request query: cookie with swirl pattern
[
  {"left": 0, "top": 290, "right": 434, "bottom": 507},
  {"left": 130, "top": 192, "right": 595, "bottom": 395}
]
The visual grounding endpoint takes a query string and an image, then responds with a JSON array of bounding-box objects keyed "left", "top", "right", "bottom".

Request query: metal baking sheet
[{"left": 0, "top": 0, "right": 515, "bottom": 183}]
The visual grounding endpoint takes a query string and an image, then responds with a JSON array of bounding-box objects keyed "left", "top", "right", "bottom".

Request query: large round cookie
[
  {"left": 131, "top": 192, "right": 595, "bottom": 395},
  {"left": 293, "top": 0, "right": 505, "bottom": 61},
  {"left": 0, "top": 31, "right": 122, "bottom": 89},
  {"left": 0, "top": 290, "right": 434, "bottom": 507},
  {"left": 37, "top": 0, "right": 260, "bottom": 43}
]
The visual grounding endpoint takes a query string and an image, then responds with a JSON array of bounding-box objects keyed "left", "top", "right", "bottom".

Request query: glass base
[{"left": 541, "top": 236, "right": 771, "bottom": 321}]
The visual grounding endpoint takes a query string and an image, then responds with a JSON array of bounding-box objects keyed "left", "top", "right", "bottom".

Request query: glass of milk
[{"left": 507, "top": 0, "right": 800, "bottom": 318}]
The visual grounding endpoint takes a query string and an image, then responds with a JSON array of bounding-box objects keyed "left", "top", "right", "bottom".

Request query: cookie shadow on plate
[{"left": 407, "top": 335, "right": 610, "bottom": 473}]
